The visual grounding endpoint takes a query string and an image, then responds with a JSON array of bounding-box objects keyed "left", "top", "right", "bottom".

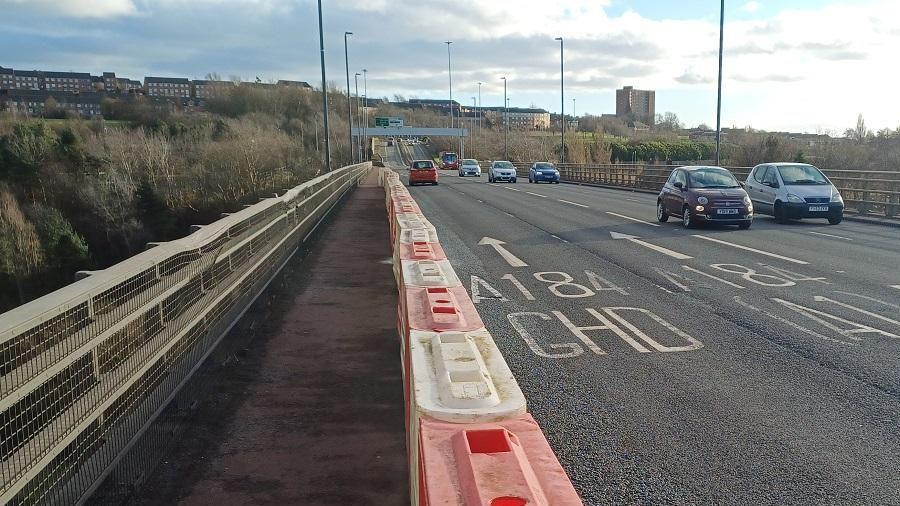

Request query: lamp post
[
  {"left": 316, "top": 0, "right": 331, "bottom": 171},
  {"left": 354, "top": 72, "right": 361, "bottom": 162},
  {"left": 715, "top": 0, "right": 724, "bottom": 165},
  {"left": 555, "top": 37, "right": 564, "bottom": 164},
  {"left": 362, "top": 68, "right": 368, "bottom": 160},
  {"left": 477, "top": 81, "right": 482, "bottom": 156},
  {"left": 344, "top": 31, "right": 354, "bottom": 164},
  {"left": 501, "top": 76, "right": 508, "bottom": 160}
]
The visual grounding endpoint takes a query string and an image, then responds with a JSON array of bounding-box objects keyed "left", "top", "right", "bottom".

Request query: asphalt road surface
[{"left": 388, "top": 145, "right": 900, "bottom": 505}]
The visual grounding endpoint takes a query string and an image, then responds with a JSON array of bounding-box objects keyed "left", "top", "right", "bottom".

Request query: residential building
[
  {"left": 0, "top": 89, "right": 103, "bottom": 118},
  {"left": 44, "top": 71, "right": 93, "bottom": 92},
  {"left": 479, "top": 106, "right": 550, "bottom": 129},
  {"left": 616, "top": 86, "right": 655, "bottom": 125},
  {"left": 277, "top": 80, "right": 312, "bottom": 89},
  {"left": 193, "top": 79, "right": 234, "bottom": 99},
  {"left": 14, "top": 70, "right": 42, "bottom": 90},
  {"left": 0, "top": 66, "right": 13, "bottom": 90},
  {"left": 145, "top": 76, "right": 191, "bottom": 97}
]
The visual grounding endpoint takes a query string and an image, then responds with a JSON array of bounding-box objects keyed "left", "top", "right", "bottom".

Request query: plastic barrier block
[
  {"left": 392, "top": 197, "right": 422, "bottom": 215},
  {"left": 409, "top": 329, "right": 526, "bottom": 422},
  {"left": 394, "top": 242, "right": 447, "bottom": 289},
  {"left": 404, "top": 286, "right": 484, "bottom": 334},
  {"left": 392, "top": 212, "right": 434, "bottom": 247},
  {"left": 417, "top": 414, "right": 583, "bottom": 506},
  {"left": 397, "top": 228, "right": 440, "bottom": 250},
  {"left": 401, "top": 260, "right": 462, "bottom": 289}
]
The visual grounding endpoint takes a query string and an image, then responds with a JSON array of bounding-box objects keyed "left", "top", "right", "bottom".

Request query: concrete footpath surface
[{"left": 135, "top": 171, "right": 408, "bottom": 505}]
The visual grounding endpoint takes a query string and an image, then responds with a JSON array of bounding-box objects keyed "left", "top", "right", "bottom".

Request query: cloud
[
  {"left": 741, "top": 1, "right": 762, "bottom": 13},
  {"left": 674, "top": 70, "right": 712, "bottom": 85},
  {"left": 2, "top": 0, "right": 137, "bottom": 18}
]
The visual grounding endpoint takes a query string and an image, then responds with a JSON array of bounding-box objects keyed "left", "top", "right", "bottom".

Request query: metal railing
[
  {"left": 507, "top": 162, "right": 900, "bottom": 218},
  {"left": 0, "top": 162, "right": 371, "bottom": 505}
]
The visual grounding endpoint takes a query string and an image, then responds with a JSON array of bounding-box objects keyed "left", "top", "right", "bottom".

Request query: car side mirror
[{"left": 673, "top": 182, "right": 684, "bottom": 189}]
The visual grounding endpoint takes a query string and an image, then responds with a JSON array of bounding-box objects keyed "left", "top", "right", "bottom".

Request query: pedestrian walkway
[{"left": 134, "top": 170, "right": 408, "bottom": 505}]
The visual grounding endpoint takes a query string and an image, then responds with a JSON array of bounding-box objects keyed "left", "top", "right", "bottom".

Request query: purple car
[{"left": 657, "top": 166, "right": 753, "bottom": 229}]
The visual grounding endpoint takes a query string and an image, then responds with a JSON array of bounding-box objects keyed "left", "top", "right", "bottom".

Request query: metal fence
[
  {"left": 0, "top": 162, "right": 371, "bottom": 505},
  {"left": 507, "top": 162, "right": 900, "bottom": 218}
]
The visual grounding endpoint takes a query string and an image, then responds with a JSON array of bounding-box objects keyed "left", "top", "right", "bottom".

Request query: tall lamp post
[
  {"left": 362, "top": 68, "right": 368, "bottom": 160},
  {"left": 477, "top": 81, "right": 483, "bottom": 156},
  {"left": 555, "top": 37, "right": 564, "bottom": 164},
  {"left": 354, "top": 72, "right": 361, "bottom": 162},
  {"left": 316, "top": 0, "right": 331, "bottom": 171},
  {"left": 501, "top": 76, "right": 508, "bottom": 160},
  {"left": 715, "top": 0, "right": 725, "bottom": 165},
  {"left": 344, "top": 31, "right": 354, "bottom": 164}
]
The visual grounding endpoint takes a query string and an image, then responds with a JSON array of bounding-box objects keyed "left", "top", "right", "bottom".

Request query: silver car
[
  {"left": 744, "top": 163, "right": 844, "bottom": 224},
  {"left": 488, "top": 161, "right": 517, "bottom": 183},
  {"left": 458, "top": 159, "right": 482, "bottom": 177}
]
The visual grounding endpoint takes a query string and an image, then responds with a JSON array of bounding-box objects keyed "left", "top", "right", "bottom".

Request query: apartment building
[
  {"left": 0, "top": 67, "right": 13, "bottom": 89},
  {"left": 193, "top": 79, "right": 234, "bottom": 99},
  {"left": 0, "top": 89, "right": 103, "bottom": 118},
  {"left": 616, "top": 85, "right": 655, "bottom": 125},
  {"left": 479, "top": 106, "right": 550, "bottom": 129},
  {"left": 145, "top": 76, "right": 191, "bottom": 97},
  {"left": 276, "top": 80, "right": 312, "bottom": 89},
  {"left": 14, "top": 70, "right": 42, "bottom": 90},
  {"left": 44, "top": 71, "right": 93, "bottom": 92}
]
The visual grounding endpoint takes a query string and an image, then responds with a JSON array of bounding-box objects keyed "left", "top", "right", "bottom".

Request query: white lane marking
[
  {"left": 550, "top": 234, "right": 570, "bottom": 243},
  {"left": 682, "top": 265, "right": 745, "bottom": 289},
  {"left": 525, "top": 191, "right": 548, "bottom": 198},
  {"left": 891, "top": 285, "right": 900, "bottom": 290},
  {"left": 606, "top": 211, "right": 661, "bottom": 227},
  {"left": 507, "top": 187, "right": 523, "bottom": 192},
  {"left": 656, "top": 285, "right": 674, "bottom": 294},
  {"left": 558, "top": 199, "right": 589, "bottom": 208},
  {"left": 478, "top": 236, "right": 528, "bottom": 267},
  {"left": 626, "top": 198, "right": 644, "bottom": 203},
  {"left": 813, "top": 296, "right": 900, "bottom": 328},
  {"left": 503, "top": 211, "right": 515, "bottom": 218},
  {"left": 655, "top": 268, "right": 691, "bottom": 292},
  {"left": 808, "top": 231, "right": 853, "bottom": 241},
  {"left": 610, "top": 231, "right": 693, "bottom": 260},
  {"left": 477, "top": 199, "right": 484, "bottom": 203},
  {"left": 692, "top": 235, "right": 809, "bottom": 265},
  {"left": 834, "top": 291, "right": 900, "bottom": 310},
  {"left": 734, "top": 296, "right": 855, "bottom": 346}
]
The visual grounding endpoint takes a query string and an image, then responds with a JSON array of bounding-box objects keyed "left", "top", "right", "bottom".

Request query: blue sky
[{"left": 2, "top": 0, "right": 898, "bottom": 134}]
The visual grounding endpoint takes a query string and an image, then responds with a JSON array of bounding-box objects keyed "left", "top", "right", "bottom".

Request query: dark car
[
  {"left": 529, "top": 162, "right": 560, "bottom": 184},
  {"left": 409, "top": 159, "right": 438, "bottom": 186},
  {"left": 657, "top": 166, "right": 753, "bottom": 229},
  {"left": 440, "top": 152, "right": 459, "bottom": 170}
]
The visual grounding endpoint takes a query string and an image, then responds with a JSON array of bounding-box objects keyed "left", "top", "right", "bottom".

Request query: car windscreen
[
  {"left": 442, "top": 153, "right": 457, "bottom": 162},
  {"left": 461, "top": 159, "right": 478, "bottom": 165},
  {"left": 777, "top": 164, "right": 829, "bottom": 185},
  {"left": 494, "top": 162, "right": 514, "bottom": 169},
  {"left": 687, "top": 168, "right": 740, "bottom": 188},
  {"left": 412, "top": 161, "right": 433, "bottom": 169},
  {"left": 534, "top": 163, "right": 555, "bottom": 170}
]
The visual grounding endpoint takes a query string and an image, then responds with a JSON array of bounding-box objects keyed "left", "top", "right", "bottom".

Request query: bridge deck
[{"left": 133, "top": 172, "right": 408, "bottom": 505}]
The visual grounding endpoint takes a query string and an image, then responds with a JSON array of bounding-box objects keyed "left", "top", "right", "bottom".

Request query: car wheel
[
  {"left": 529, "top": 176, "right": 533, "bottom": 183},
  {"left": 682, "top": 207, "right": 695, "bottom": 228},
  {"left": 774, "top": 202, "right": 787, "bottom": 223},
  {"left": 433, "top": 182, "right": 439, "bottom": 185},
  {"left": 738, "top": 220, "right": 752, "bottom": 230},
  {"left": 828, "top": 214, "right": 843, "bottom": 225},
  {"left": 657, "top": 201, "right": 669, "bottom": 222},
  {"left": 512, "top": 178, "right": 517, "bottom": 183}
]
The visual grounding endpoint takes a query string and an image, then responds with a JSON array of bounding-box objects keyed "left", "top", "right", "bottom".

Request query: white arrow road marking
[
  {"left": 692, "top": 235, "right": 809, "bottom": 265},
  {"left": 558, "top": 199, "right": 589, "bottom": 208},
  {"left": 610, "top": 231, "right": 693, "bottom": 260},
  {"left": 478, "top": 237, "right": 528, "bottom": 267},
  {"left": 813, "top": 296, "right": 900, "bottom": 328},
  {"left": 606, "top": 212, "right": 660, "bottom": 227}
]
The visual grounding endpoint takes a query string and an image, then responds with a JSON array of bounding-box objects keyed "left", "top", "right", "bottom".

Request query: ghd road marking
[
  {"left": 692, "top": 235, "right": 809, "bottom": 265},
  {"left": 813, "top": 295, "right": 900, "bottom": 328},
  {"left": 733, "top": 296, "right": 854, "bottom": 346},
  {"left": 606, "top": 211, "right": 661, "bottom": 227}
]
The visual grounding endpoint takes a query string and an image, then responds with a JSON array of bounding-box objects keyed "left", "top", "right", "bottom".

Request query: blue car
[{"left": 529, "top": 162, "right": 560, "bottom": 184}]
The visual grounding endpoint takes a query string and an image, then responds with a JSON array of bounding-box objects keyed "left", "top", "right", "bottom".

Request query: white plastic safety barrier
[{"left": 400, "top": 260, "right": 461, "bottom": 289}]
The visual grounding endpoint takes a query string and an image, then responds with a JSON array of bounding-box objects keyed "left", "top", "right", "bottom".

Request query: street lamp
[
  {"left": 354, "top": 72, "right": 361, "bottom": 162},
  {"left": 501, "top": 76, "right": 508, "bottom": 160},
  {"left": 316, "top": 0, "right": 331, "bottom": 171},
  {"left": 555, "top": 37, "right": 564, "bottom": 164},
  {"left": 445, "top": 42, "right": 453, "bottom": 130},
  {"left": 715, "top": 0, "right": 724, "bottom": 165},
  {"left": 344, "top": 31, "right": 354, "bottom": 164},
  {"left": 362, "top": 68, "right": 368, "bottom": 160},
  {"left": 477, "top": 81, "right": 483, "bottom": 155}
]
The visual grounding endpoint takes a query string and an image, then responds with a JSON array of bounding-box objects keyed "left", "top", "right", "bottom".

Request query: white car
[
  {"left": 488, "top": 161, "right": 517, "bottom": 183},
  {"left": 458, "top": 159, "right": 482, "bottom": 177}
]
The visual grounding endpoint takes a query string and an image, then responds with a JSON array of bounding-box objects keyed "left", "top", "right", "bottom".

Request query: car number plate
[
  {"left": 808, "top": 206, "right": 829, "bottom": 212},
  {"left": 717, "top": 208, "right": 739, "bottom": 215}
]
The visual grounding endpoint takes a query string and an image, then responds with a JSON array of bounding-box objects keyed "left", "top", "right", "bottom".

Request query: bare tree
[{"left": 0, "top": 185, "right": 44, "bottom": 303}]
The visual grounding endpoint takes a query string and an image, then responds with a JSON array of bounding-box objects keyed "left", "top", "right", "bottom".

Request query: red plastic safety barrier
[
  {"left": 417, "top": 414, "right": 582, "bottom": 506},
  {"left": 403, "top": 286, "right": 484, "bottom": 334}
]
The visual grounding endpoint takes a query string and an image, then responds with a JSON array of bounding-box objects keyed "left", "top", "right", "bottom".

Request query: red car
[
  {"left": 409, "top": 159, "right": 438, "bottom": 186},
  {"left": 440, "top": 152, "right": 459, "bottom": 170}
]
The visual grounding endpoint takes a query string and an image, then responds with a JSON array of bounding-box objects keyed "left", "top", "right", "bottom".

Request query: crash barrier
[
  {"left": 378, "top": 167, "right": 582, "bottom": 505},
  {"left": 0, "top": 162, "right": 372, "bottom": 505},
  {"left": 500, "top": 162, "right": 900, "bottom": 218}
]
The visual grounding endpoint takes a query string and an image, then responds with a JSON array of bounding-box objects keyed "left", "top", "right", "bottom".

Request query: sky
[{"left": 2, "top": 0, "right": 899, "bottom": 134}]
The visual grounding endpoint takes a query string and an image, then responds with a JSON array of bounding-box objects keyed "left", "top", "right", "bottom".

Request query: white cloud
[
  {"left": 741, "top": 1, "right": 762, "bottom": 13},
  {"left": 3, "top": 0, "right": 137, "bottom": 18}
]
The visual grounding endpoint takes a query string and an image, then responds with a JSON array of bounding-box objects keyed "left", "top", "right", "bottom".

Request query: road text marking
[
  {"left": 610, "top": 232, "right": 693, "bottom": 260},
  {"left": 606, "top": 211, "right": 660, "bottom": 227},
  {"left": 692, "top": 235, "right": 809, "bottom": 265},
  {"left": 682, "top": 265, "right": 745, "bottom": 289}
]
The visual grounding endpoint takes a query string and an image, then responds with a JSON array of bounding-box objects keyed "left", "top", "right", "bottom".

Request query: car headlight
[
  {"left": 743, "top": 195, "right": 752, "bottom": 206},
  {"left": 697, "top": 196, "right": 709, "bottom": 205},
  {"left": 831, "top": 188, "right": 843, "bottom": 202},
  {"left": 787, "top": 193, "right": 804, "bottom": 203}
]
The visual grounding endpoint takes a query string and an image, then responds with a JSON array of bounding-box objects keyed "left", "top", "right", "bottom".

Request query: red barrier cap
[{"left": 405, "top": 286, "right": 483, "bottom": 333}]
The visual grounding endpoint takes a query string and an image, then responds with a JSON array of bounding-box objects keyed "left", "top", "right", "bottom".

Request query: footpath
[{"left": 134, "top": 170, "right": 408, "bottom": 505}]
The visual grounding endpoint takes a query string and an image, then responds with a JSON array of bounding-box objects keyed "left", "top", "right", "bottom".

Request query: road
[{"left": 387, "top": 145, "right": 900, "bottom": 505}]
